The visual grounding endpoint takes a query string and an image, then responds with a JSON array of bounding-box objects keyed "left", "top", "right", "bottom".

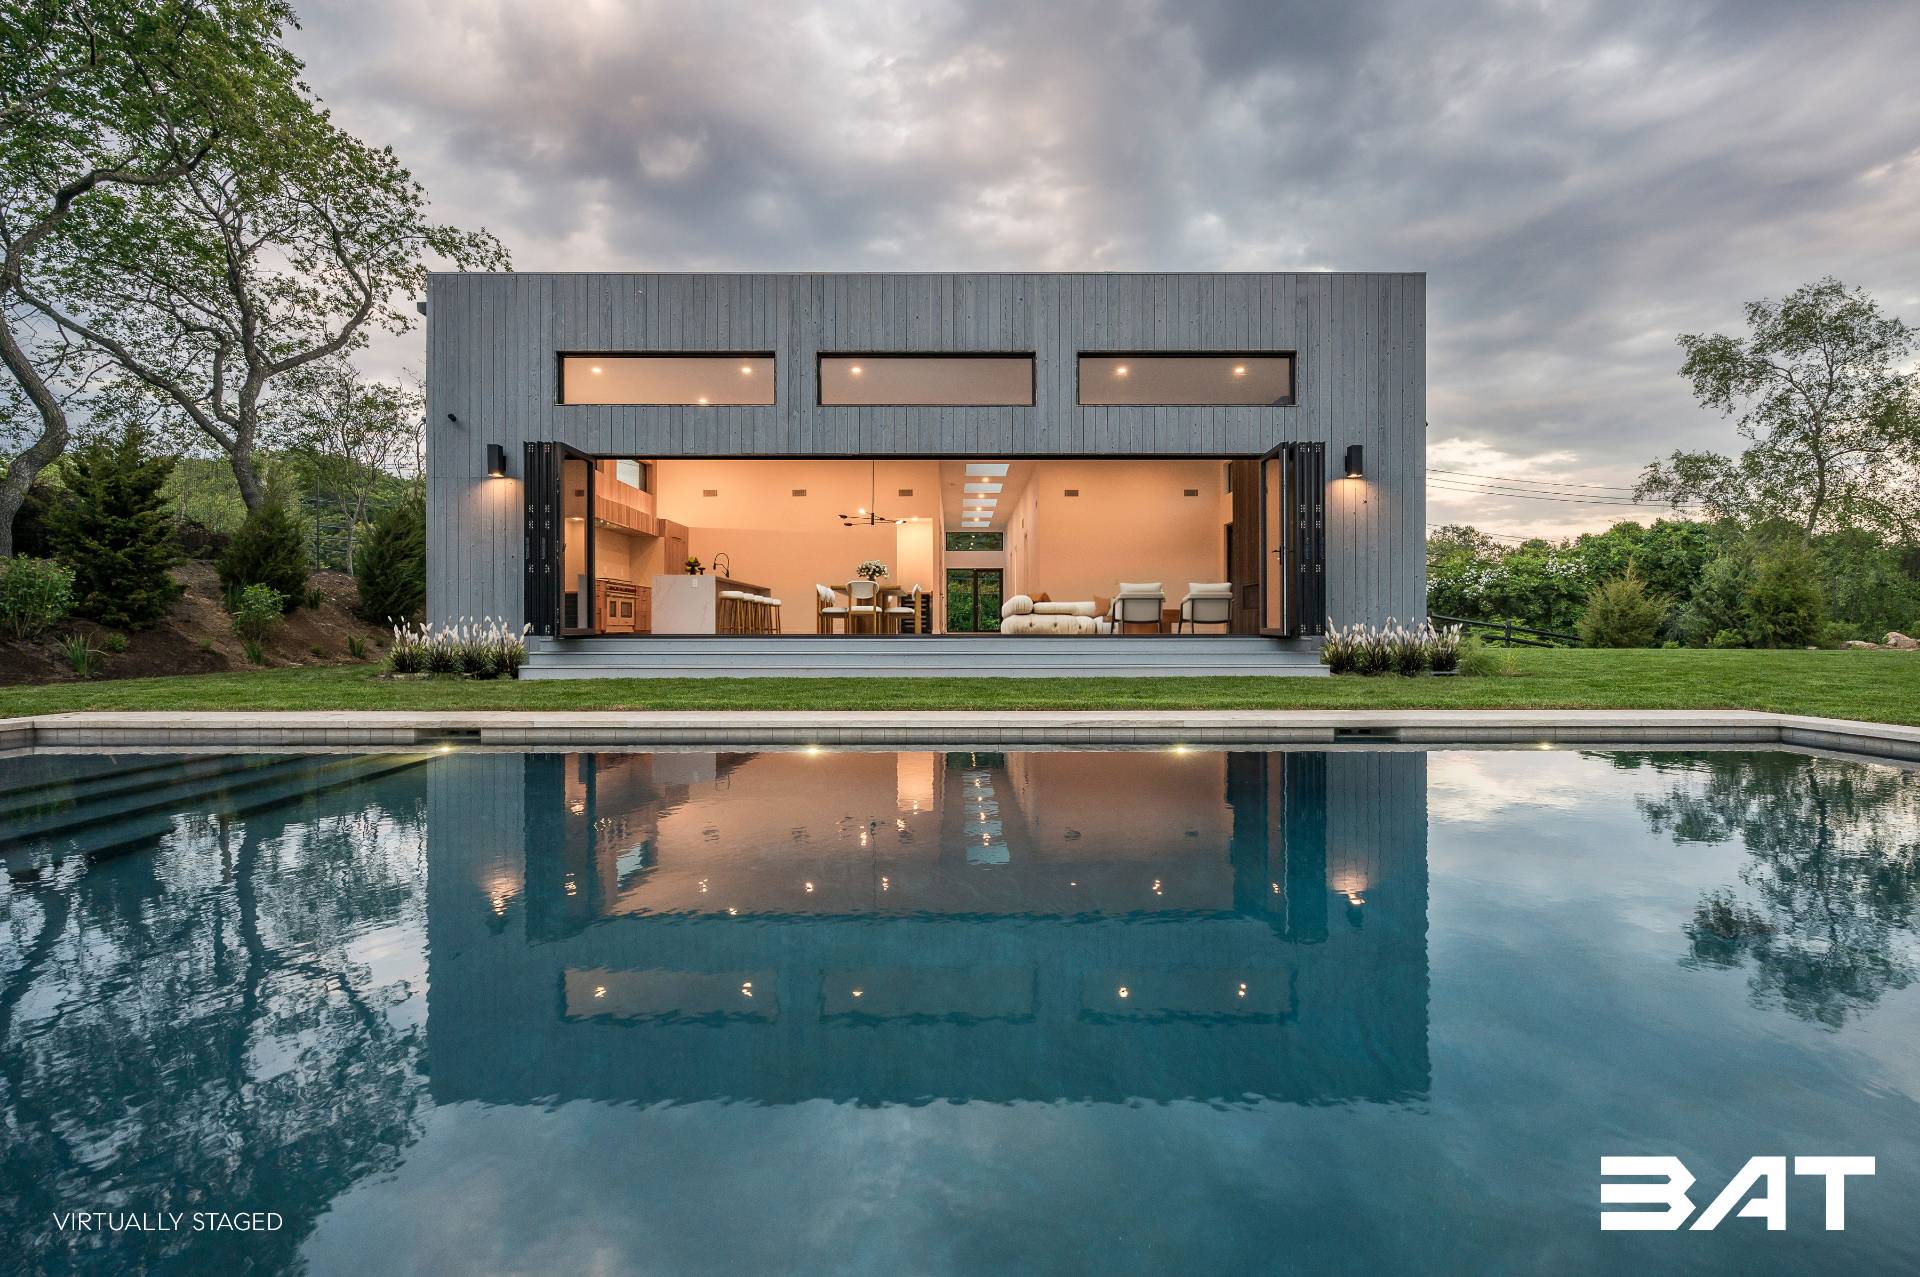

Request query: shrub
[
  {"left": 1456, "top": 635, "right": 1509, "bottom": 678},
  {"left": 243, "top": 639, "right": 267, "bottom": 665},
  {"left": 388, "top": 617, "right": 529, "bottom": 678},
  {"left": 229, "top": 583, "right": 287, "bottom": 644},
  {"left": 218, "top": 499, "right": 309, "bottom": 612},
  {"left": 99, "top": 631, "right": 128, "bottom": 654},
  {"left": 1321, "top": 621, "right": 1358, "bottom": 674},
  {"left": 0, "top": 556, "right": 75, "bottom": 639},
  {"left": 1388, "top": 622, "right": 1430, "bottom": 675},
  {"left": 354, "top": 496, "right": 426, "bottom": 624},
  {"left": 1680, "top": 555, "right": 1750, "bottom": 647},
  {"left": 303, "top": 587, "right": 326, "bottom": 610},
  {"left": 1708, "top": 628, "right": 1746, "bottom": 649},
  {"left": 1743, "top": 545, "right": 1824, "bottom": 648},
  {"left": 49, "top": 427, "right": 182, "bottom": 629},
  {"left": 346, "top": 634, "right": 366, "bottom": 660},
  {"left": 1578, "top": 571, "right": 1666, "bottom": 648},
  {"left": 60, "top": 632, "right": 102, "bottom": 678}
]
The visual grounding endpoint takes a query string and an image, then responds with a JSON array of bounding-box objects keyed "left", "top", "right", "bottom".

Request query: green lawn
[{"left": 3, "top": 648, "right": 1917, "bottom": 723}]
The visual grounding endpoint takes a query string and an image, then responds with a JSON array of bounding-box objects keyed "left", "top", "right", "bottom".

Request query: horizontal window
[
  {"left": 561, "top": 354, "right": 774, "bottom": 406},
  {"left": 1078, "top": 354, "right": 1293, "bottom": 406},
  {"left": 820, "top": 355, "right": 1033, "bottom": 406}
]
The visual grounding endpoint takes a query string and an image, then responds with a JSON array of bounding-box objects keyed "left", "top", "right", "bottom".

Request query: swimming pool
[{"left": 3, "top": 745, "right": 1916, "bottom": 1273}]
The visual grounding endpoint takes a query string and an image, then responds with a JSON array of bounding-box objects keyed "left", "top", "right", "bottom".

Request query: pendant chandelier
[{"left": 838, "top": 461, "right": 904, "bottom": 527}]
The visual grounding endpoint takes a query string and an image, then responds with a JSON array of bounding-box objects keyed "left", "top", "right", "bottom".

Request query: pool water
[{"left": 3, "top": 746, "right": 1918, "bottom": 1274}]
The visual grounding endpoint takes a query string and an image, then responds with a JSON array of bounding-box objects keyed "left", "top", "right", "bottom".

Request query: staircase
[
  {"left": 520, "top": 635, "right": 1327, "bottom": 679},
  {"left": 1, "top": 751, "right": 439, "bottom": 870}
]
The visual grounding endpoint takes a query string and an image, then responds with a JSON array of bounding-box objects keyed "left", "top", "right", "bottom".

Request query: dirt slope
[{"left": 0, "top": 560, "right": 388, "bottom": 686}]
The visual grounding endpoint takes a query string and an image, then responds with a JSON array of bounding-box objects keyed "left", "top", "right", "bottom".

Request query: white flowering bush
[
  {"left": 387, "top": 617, "right": 531, "bottom": 678},
  {"left": 1321, "top": 619, "right": 1463, "bottom": 676}
]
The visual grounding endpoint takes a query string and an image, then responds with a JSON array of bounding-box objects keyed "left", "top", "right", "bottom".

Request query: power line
[
  {"left": 1427, "top": 466, "right": 1643, "bottom": 494},
  {"left": 1427, "top": 479, "right": 1700, "bottom": 510}
]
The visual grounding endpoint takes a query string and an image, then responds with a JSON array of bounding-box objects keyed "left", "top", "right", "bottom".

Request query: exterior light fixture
[
  {"left": 849, "top": 365, "right": 863, "bottom": 375},
  {"left": 590, "top": 365, "right": 603, "bottom": 374},
  {"left": 740, "top": 364, "right": 753, "bottom": 374},
  {"left": 1344, "top": 444, "right": 1364, "bottom": 478},
  {"left": 1233, "top": 365, "right": 1247, "bottom": 376},
  {"left": 1114, "top": 365, "right": 1129, "bottom": 376},
  {"left": 486, "top": 443, "right": 508, "bottom": 477}
]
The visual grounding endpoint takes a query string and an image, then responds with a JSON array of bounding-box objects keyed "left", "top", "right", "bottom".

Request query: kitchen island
[{"left": 650, "top": 575, "right": 776, "bottom": 634}]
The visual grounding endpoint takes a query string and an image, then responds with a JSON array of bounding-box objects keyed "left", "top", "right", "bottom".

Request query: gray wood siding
[{"left": 426, "top": 271, "right": 1425, "bottom": 629}]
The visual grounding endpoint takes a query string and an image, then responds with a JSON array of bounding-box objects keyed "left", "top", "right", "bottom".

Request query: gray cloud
[{"left": 294, "top": 0, "right": 1920, "bottom": 537}]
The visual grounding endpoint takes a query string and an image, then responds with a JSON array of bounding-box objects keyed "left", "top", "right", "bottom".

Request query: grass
[{"left": 3, "top": 648, "right": 1918, "bottom": 724}]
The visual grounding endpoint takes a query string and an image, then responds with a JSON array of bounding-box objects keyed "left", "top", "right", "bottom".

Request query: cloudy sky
[{"left": 292, "top": 0, "right": 1920, "bottom": 540}]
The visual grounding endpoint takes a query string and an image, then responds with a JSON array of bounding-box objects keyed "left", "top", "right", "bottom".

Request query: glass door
[
  {"left": 523, "top": 442, "right": 598, "bottom": 637},
  {"left": 1259, "top": 443, "right": 1326, "bottom": 638},
  {"left": 945, "top": 568, "right": 1004, "bottom": 632}
]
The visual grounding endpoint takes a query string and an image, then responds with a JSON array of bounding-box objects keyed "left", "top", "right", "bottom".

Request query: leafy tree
[
  {"left": 23, "top": 42, "right": 508, "bottom": 512},
  {"left": 47, "top": 422, "right": 181, "bottom": 627},
  {"left": 1640, "top": 279, "right": 1920, "bottom": 538},
  {"left": 0, "top": 0, "right": 291, "bottom": 555},
  {"left": 353, "top": 493, "right": 425, "bottom": 624},
  {"left": 1742, "top": 542, "right": 1824, "bottom": 648},
  {"left": 283, "top": 360, "right": 423, "bottom": 567},
  {"left": 1578, "top": 571, "right": 1666, "bottom": 648},
  {"left": 216, "top": 489, "right": 306, "bottom": 610},
  {"left": 1813, "top": 529, "right": 1920, "bottom": 641}
]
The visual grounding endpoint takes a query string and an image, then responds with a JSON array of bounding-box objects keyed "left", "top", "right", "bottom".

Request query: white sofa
[{"left": 1000, "top": 595, "right": 1100, "bottom": 636}]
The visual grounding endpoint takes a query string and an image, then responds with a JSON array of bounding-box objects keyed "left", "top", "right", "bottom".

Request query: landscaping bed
[{"left": 2, "top": 648, "right": 1917, "bottom": 725}]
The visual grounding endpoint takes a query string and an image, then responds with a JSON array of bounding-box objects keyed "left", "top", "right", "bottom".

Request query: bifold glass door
[
  {"left": 1259, "top": 443, "right": 1325, "bottom": 638},
  {"left": 523, "top": 442, "right": 598, "bottom": 638}
]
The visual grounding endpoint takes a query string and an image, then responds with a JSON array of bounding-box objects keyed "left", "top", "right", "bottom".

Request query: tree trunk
[
  {"left": 229, "top": 444, "right": 267, "bottom": 513},
  {"left": 0, "top": 322, "right": 70, "bottom": 559}
]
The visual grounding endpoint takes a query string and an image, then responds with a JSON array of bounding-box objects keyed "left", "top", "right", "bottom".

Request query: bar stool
[
  {"left": 719, "top": 589, "right": 755, "bottom": 634},
  {"left": 758, "top": 596, "right": 783, "bottom": 634}
]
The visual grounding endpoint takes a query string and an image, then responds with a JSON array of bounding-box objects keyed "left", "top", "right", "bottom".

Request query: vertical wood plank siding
[{"left": 426, "top": 271, "right": 1425, "bottom": 629}]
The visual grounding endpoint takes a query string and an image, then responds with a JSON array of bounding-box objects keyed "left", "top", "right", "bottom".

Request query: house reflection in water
[{"left": 425, "top": 749, "right": 1429, "bottom": 1107}]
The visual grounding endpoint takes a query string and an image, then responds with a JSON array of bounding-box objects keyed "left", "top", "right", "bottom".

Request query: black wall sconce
[
  {"left": 486, "top": 443, "right": 508, "bottom": 478},
  {"left": 1343, "top": 444, "right": 1365, "bottom": 478}
]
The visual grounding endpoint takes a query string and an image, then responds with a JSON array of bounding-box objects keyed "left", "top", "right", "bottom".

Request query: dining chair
[
  {"left": 815, "top": 584, "right": 850, "bottom": 634},
  {"left": 846, "top": 579, "right": 880, "bottom": 634},
  {"left": 881, "top": 584, "right": 921, "bottom": 636}
]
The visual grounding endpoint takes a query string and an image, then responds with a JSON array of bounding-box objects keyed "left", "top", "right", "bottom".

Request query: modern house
[{"left": 424, "top": 271, "right": 1424, "bottom": 676}]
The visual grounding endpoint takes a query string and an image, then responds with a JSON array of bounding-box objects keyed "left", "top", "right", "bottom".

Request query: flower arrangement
[
  {"left": 857, "top": 560, "right": 888, "bottom": 581},
  {"left": 1321, "top": 618, "right": 1465, "bottom": 677},
  {"left": 387, "top": 617, "right": 531, "bottom": 679},
  {"left": 684, "top": 556, "right": 704, "bottom": 575}
]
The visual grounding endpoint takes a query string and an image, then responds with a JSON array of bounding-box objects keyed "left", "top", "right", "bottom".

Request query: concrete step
[{"left": 522, "top": 662, "right": 1328, "bottom": 680}]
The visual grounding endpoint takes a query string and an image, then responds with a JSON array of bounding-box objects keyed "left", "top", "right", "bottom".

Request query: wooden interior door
[{"left": 1259, "top": 445, "right": 1291, "bottom": 635}]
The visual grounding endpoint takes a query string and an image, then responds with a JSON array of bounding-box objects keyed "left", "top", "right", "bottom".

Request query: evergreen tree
[
  {"left": 1743, "top": 546, "right": 1824, "bottom": 648},
  {"left": 218, "top": 494, "right": 310, "bottom": 612},
  {"left": 353, "top": 494, "right": 426, "bottom": 624},
  {"left": 48, "top": 426, "right": 183, "bottom": 629}
]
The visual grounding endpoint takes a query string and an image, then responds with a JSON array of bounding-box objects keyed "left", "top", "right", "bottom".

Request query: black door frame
[
  {"left": 1257, "top": 442, "right": 1326, "bottom": 639},
  {"left": 522, "top": 441, "right": 597, "bottom": 638}
]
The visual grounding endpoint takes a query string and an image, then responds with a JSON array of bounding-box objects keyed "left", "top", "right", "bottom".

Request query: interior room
[{"left": 560, "top": 456, "right": 1250, "bottom": 636}]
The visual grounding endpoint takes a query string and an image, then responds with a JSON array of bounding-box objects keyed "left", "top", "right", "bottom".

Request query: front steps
[{"left": 520, "top": 635, "right": 1327, "bottom": 679}]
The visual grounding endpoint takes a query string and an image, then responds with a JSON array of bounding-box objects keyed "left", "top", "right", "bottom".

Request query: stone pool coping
[{"left": 2, "top": 709, "right": 1918, "bottom": 761}]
